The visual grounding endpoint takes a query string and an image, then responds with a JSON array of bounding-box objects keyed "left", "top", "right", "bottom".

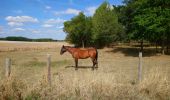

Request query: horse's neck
[{"left": 66, "top": 47, "right": 75, "bottom": 54}]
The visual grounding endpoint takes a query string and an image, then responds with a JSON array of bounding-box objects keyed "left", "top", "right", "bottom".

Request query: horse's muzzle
[{"left": 60, "top": 52, "right": 62, "bottom": 55}]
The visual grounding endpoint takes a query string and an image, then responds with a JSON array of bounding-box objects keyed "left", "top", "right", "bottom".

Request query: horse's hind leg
[
  {"left": 94, "top": 59, "right": 98, "bottom": 69},
  {"left": 75, "top": 58, "right": 78, "bottom": 70},
  {"left": 91, "top": 58, "right": 95, "bottom": 70},
  {"left": 92, "top": 58, "right": 98, "bottom": 69}
]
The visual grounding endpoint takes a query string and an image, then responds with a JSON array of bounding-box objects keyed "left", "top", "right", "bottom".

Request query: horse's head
[{"left": 60, "top": 45, "right": 67, "bottom": 55}]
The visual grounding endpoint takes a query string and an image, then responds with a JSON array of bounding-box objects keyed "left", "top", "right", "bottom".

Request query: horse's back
[{"left": 74, "top": 47, "right": 97, "bottom": 59}]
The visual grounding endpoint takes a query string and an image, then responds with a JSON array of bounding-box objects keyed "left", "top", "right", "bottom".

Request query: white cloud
[
  {"left": 13, "top": 28, "right": 25, "bottom": 32},
  {"left": 45, "top": 6, "right": 51, "bottom": 10},
  {"left": 7, "top": 22, "right": 23, "bottom": 27},
  {"left": 54, "top": 7, "right": 97, "bottom": 16},
  {"left": 42, "top": 24, "right": 53, "bottom": 28},
  {"left": 44, "top": 18, "right": 66, "bottom": 24},
  {"left": 42, "top": 18, "right": 66, "bottom": 28},
  {"left": 5, "top": 16, "right": 39, "bottom": 27},
  {"left": 54, "top": 8, "right": 81, "bottom": 15},
  {"left": 6, "top": 16, "right": 38, "bottom": 23},
  {"left": 85, "top": 6, "right": 97, "bottom": 16},
  {"left": 66, "top": 8, "right": 80, "bottom": 15}
]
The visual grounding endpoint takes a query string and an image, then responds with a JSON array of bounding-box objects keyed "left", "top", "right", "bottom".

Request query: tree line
[
  {"left": 0, "top": 36, "right": 58, "bottom": 42},
  {"left": 64, "top": 0, "right": 170, "bottom": 54}
]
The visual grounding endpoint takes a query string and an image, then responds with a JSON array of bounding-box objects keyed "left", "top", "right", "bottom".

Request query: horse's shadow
[{"left": 65, "top": 65, "right": 96, "bottom": 69}]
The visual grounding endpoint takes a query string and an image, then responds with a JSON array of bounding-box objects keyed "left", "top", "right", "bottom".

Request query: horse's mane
[
  {"left": 64, "top": 46, "right": 95, "bottom": 50},
  {"left": 64, "top": 46, "right": 75, "bottom": 48}
]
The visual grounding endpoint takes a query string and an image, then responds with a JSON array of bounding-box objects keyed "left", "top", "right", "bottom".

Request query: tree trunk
[
  {"left": 156, "top": 41, "right": 158, "bottom": 53},
  {"left": 128, "top": 40, "right": 131, "bottom": 46},
  {"left": 140, "top": 40, "right": 143, "bottom": 53},
  {"left": 162, "top": 40, "right": 165, "bottom": 55},
  {"left": 82, "top": 40, "right": 85, "bottom": 48},
  {"left": 166, "top": 37, "right": 169, "bottom": 53}
]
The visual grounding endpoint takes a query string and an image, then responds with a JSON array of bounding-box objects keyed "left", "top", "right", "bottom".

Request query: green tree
[
  {"left": 64, "top": 12, "right": 93, "bottom": 47},
  {"left": 92, "top": 1, "right": 123, "bottom": 47},
  {"left": 118, "top": 0, "right": 137, "bottom": 42},
  {"left": 132, "top": 0, "right": 170, "bottom": 53},
  {"left": 113, "top": 5, "right": 127, "bottom": 42},
  {"left": 120, "top": 0, "right": 170, "bottom": 53}
]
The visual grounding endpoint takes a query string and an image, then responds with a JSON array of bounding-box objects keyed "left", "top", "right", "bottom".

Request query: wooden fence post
[
  {"left": 5, "top": 58, "right": 11, "bottom": 78},
  {"left": 47, "top": 54, "right": 51, "bottom": 86},
  {"left": 138, "top": 52, "right": 142, "bottom": 82}
]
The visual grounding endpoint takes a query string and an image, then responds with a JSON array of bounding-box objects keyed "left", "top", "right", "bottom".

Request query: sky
[{"left": 0, "top": 0, "right": 123, "bottom": 40}]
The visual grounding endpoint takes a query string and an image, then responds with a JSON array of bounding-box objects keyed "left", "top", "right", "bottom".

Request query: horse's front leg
[{"left": 75, "top": 58, "right": 78, "bottom": 70}]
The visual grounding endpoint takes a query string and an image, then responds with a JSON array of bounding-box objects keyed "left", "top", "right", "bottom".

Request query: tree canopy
[
  {"left": 64, "top": 12, "right": 92, "bottom": 47},
  {"left": 92, "top": 1, "right": 124, "bottom": 47}
]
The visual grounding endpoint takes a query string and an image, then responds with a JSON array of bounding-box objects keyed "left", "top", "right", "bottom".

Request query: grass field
[{"left": 0, "top": 41, "right": 170, "bottom": 100}]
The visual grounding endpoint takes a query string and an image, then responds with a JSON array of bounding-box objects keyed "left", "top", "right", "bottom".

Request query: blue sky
[{"left": 0, "top": 0, "right": 123, "bottom": 40}]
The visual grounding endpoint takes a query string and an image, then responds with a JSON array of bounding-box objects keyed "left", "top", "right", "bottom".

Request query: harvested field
[{"left": 0, "top": 41, "right": 170, "bottom": 100}]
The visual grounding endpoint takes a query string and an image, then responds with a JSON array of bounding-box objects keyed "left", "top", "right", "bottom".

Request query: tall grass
[
  {"left": 0, "top": 77, "right": 27, "bottom": 100},
  {"left": 0, "top": 68, "right": 169, "bottom": 100}
]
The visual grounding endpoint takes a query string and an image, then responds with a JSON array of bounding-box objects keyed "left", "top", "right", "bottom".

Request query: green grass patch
[
  {"left": 52, "top": 60, "right": 72, "bottom": 67},
  {"left": 22, "top": 60, "right": 45, "bottom": 67},
  {"left": 22, "top": 60, "right": 72, "bottom": 67}
]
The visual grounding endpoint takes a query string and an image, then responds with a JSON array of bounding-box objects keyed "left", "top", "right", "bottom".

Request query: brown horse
[{"left": 60, "top": 45, "right": 98, "bottom": 70}]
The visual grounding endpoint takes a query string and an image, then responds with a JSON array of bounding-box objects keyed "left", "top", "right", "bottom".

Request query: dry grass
[
  {"left": 0, "top": 68, "right": 169, "bottom": 100},
  {"left": 0, "top": 41, "right": 170, "bottom": 100}
]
